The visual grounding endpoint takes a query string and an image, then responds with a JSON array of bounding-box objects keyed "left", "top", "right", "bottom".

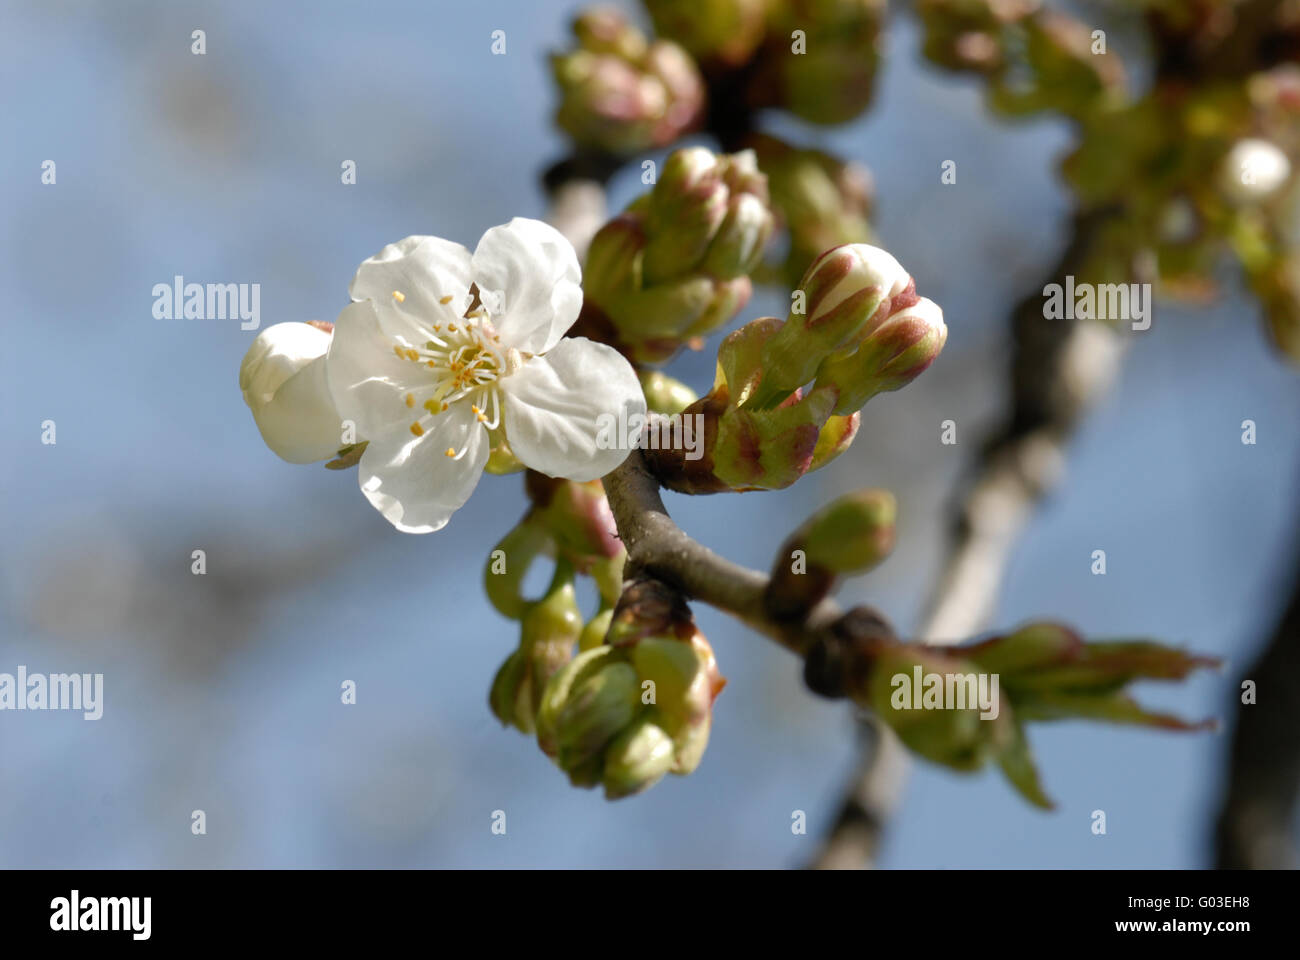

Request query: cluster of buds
[
  {"left": 643, "top": 242, "right": 945, "bottom": 492},
  {"left": 536, "top": 579, "right": 726, "bottom": 798},
  {"left": 807, "top": 620, "right": 1218, "bottom": 808},
  {"left": 642, "top": 0, "right": 768, "bottom": 69},
  {"left": 914, "top": 0, "right": 1124, "bottom": 118},
  {"left": 748, "top": 0, "right": 888, "bottom": 125},
  {"left": 551, "top": 7, "right": 705, "bottom": 155},
  {"left": 581, "top": 147, "right": 775, "bottom": 364},
  {"left": 748, "top": 133, "right": 876, "bottom": 288}
]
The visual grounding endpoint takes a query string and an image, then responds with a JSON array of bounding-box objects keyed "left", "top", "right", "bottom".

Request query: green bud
[
  {"left": 639, "top": 370, "right": 699, "bottom": 415},
  {"left": 813, "top": 295, "right": 948, "bottom": 415},
  {"left": 865, "top": 646, "right": 1009, "bottom": 771},
  {"left": 536, "top": 646, "right": 619, "bottom": 758},
  {"left": 752, "top": 0, "right": 886, "bottom": 125},
  {"left": 643, "top": 0, "right": 767, "bottom": 68},
  {"left": 702, "top": 192, "right": 774, "bottom": 278},
  {"left": 555, "top": 662, "right": 641, "bottom": 771},
  {"left": 585, "top": 148, "right": 773, "bottom": 363},
  {"left": 579, "top": 607, "right": 614, "bottom": 651},
  {"left": 601, "top": 715, "right": 676, "bottom": 799},
  {"left": 631, "top": 631, "right": 723, "bottom": 773},
  {"left": 488, "top": 649, "right": 530, "bottom": 731},
  {"left": 802, "top": 490, "right": 897, "bottom": 574},
  {"left": 582, "top": 214, "right": 644, "bottom": 305},
  {"left": 489, "top": 577, "right": 582, "bottom": 733},
  {"left": 765, "top": 489, "right": 893, "bottom": 621},
  {"left": 643, "top": 148, "right": 729, "bottom": 282},
  {"left": 750, "top": 134, "right": 875, "bottom": 287}
]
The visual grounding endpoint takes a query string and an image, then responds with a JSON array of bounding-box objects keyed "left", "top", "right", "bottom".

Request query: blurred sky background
[{"left": 1, "top": 0, "right": 1298, "bottom": 868}]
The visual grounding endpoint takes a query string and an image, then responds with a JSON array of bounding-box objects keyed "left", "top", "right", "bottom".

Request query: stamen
[
  {"left": 439, "top": 295, "right": 453, "bottom": 305},
  {"left": 392, "top": 290, "right": 406, "bottom": 303},
  {"left": 444, "top": 447, "right": 456, "bottom": 457},
  {"left": 410, "top": 422, "right": 425, "bottom": 437},
  {"left": 404, "top": 393, "right": 415, "bottom": 408}
]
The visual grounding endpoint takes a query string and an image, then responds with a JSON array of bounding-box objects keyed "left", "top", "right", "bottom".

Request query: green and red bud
[
  {"left": 754, "top": 243, "right": 912, "bottom": 407},
  {"left": 550, "top": 8, "right": 705, "bottom": 154},
  {"left": 813, "top": 295, "right": 948, "bottom": 415},
  {"left": 642, "top": 316, "right": 865, "bottom": 494},
  {"left": 583, "top": 147, "right": 774, "bottom": 364}
]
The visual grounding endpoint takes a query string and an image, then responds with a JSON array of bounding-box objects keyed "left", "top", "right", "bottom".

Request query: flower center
[{"left": 389, "top": 290, "right": 505, "bottom": 458}]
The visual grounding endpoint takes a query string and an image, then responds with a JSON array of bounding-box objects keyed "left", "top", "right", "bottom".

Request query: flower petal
[
  {"left": 349, "top": 235, "right": 474, "bottom": 337},
  {"left": 501, "top": 337, "right": 646, "bottom": 482},
  {"left": 356, "top": 402, "right": 489, "bottom": 533},
  {"left": 325, "top": 300, "right": 426, "bottom": 440},
  {"left": 471, "top": 218, "right": 582, "bottom": 354},
  {"left": 252, "top": 355, "right": 345, "bottom": 463}
]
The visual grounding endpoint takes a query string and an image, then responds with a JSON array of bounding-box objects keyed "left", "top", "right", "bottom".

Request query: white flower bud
[
  {"left": 1220, "top": 138, "right": 1292, "bottom": 204},
  {"left": 239, "top": 322, "right": 342, "bottom": 463}
]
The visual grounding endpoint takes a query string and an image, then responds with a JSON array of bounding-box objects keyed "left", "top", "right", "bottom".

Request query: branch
[{"left": 603, "top": 445, "right": 850, "bottom": 657}]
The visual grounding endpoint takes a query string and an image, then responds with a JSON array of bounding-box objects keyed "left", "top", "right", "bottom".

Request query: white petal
[
  {"left": 471, "top": 218, "right": 583, "bottom": 354},
  {"left": 240, "top": 323, "right": 342, "bottom": 463},
  {"left": 325, "top": 300, "right": 427, "bottom": 441},
  {"left": 250, "top": 355, "right": 345, "bottom": 463},
  {"left": 349, "top": 235, "right": 474, "bottom": 335},
  {"left": 356, "top": 403, "right": 489, "bottom": 534},
  {"left": 501, "top": 337, "right": 646, "bottom": 482},
  {"left": 240, "top": 322, "right": 330, "bottom": 404}
]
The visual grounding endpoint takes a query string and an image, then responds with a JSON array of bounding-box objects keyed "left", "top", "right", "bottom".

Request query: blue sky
[{"left": 1, "top": 0, "right": 1296, "bottom": 867}]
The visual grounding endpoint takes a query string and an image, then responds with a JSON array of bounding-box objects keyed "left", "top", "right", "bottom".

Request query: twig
[{"left": 603, "top": 446, "right": 850, "bottom": 657}]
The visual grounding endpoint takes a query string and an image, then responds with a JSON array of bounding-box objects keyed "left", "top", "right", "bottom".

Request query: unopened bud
[
  {"left": 766, "top": 489, "right": 895, "bottom": 620},
  {"left": 601, "top": 715, "right": 676, "bottom": 798},
  {"left": 814, "top": 296, "right": 948, "bottom": 415},
  {"left": 639, "top": 370, "right": 699, "bottom": 415},
  {"left": 643, "top": 0, "right": 767, "bottom": 68},
  {"left": 551, "top": 11, "right": 704, "bottom": 154},
  {"left": 755, "top": 244, "right": 911, "bottom": 406},
  {"left": 239, "top": 322, "right": 342, "bottom": 463}
]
